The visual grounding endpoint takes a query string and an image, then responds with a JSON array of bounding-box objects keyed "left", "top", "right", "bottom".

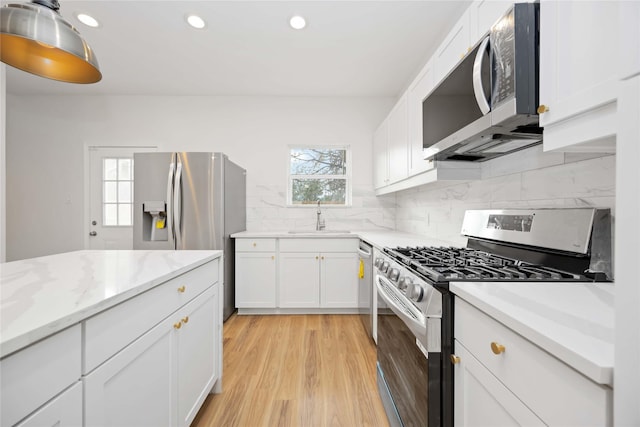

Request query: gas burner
[{"left": 386, "top": 245, "right": 592, "bottom": 284}]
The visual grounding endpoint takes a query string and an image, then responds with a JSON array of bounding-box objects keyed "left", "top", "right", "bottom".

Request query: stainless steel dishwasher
[{"left": 358, "top": 240, "right": 374, "bottom": 342}]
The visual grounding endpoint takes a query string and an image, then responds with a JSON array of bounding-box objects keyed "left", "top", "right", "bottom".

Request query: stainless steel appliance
[
  {"left": 375, "top": 208, "right": 612, "bottom": 427},
  {"left": 133, "top": 152, "right": 246, "bottom": 321},
  {"left": 358, "top": 240, "right": 374, "bottom": 341},
  {"left": 423, "top": 3, "right": 541, "bottom": 162}
]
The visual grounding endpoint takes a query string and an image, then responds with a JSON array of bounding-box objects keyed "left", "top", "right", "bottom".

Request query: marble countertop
[
  {"left": 231, "top": 230, "right": 458, "bottom": 250},
  {"left": 451, "top": 281, "right": 614, "bottom": 386},
  {"left": 0, "top": 250, "right": 221, "bottom": 358}
]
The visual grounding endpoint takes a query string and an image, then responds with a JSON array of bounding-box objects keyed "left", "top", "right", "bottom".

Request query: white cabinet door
[
  {"left": 468, "top": 0, "right": 512, "bottom": 43},
  {"left": 619, "top": 1, "right": 640, "bottom": 80},
  {"left": 320, "top": 252, "right": 359, "bottom": 308},
  {"left": 236, "top": 252, "right": 277, "bottom": 307},
  {"left": 279, "top": 253, "right": 320, "bottom": 308},
  {"left": 434, "top": 9, "right": 470, "bottom": 82},
  {"left": 453, "top": 341, "right": 545, "bottom": 427},
  {"left": 84, "top": 316, "right": 176, "bottom": 427},
  {"left": 177, "top": 286, "right": 218, "bottom": 427},
  {"left": 16, "top": 383, "right": 82, "bottom": 427},
  {"left": 408, "top": 60, "right": 435, "bottom": 176},
  {"left": 373, "top": 121, "right": 389, "bottom": 189},
  {"left": 539, "top": 0, "right": 619, "bottom": 151},
  {"left": 387, "top": 94, "right": 409, "bottom": 184}
]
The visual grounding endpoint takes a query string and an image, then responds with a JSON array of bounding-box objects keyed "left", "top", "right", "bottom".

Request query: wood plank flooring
[{"left": 192, "top": 314, "right": 390, "bottom": 427}]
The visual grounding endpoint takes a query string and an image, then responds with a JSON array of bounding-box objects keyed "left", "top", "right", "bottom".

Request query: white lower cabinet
[
  {"left": 279, "top": 252, "right": 321, "bottom": 308},
  {"left": 453, "top": 298, "right": 612, "bottom": 426},
  {"left": 453, "top": 341, "right": 544, "bottom": 426},
  {"left": 320, "top": 252, "right": 359, "bottom": 308},
  {"left": 236, "top": 237, "right": 359, "bottom": 311},
  {"left": 85, "top": 285, "right": 219, "bottom": 427},
  {"left": 236, "top": 252, "right": 277, "bottom": 307},
  {"left": 16, "top": 383, "right": 83, "bottom": 427}
]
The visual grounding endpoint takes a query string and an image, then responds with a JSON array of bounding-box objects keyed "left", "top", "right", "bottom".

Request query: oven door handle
[{"left": 376, "top": 273, "right": 427, "bottom": 333}]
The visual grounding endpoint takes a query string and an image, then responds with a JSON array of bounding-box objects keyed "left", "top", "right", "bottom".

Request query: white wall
[
  {"left": 6, "top": 95, "right": 395, "bottom": 261},
  {"left": 395, "top": 146, "right": 616, "bottom": 245}
]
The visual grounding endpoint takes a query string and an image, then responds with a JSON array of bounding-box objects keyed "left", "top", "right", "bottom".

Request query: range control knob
[
  {"left": 397, "top": 276, "right": 413, "bottom": 291},
  {"left": 387, "top": 268, "right": 400, "bottom": 282},
  {"left": 381, "top": 261, "right": 390, "bottom": 274},
  {"left": 407, "top": 284, "right": 425, "bottom": 302},
  {"left": 374, "top": 258, "right": 384, "bottom": 269}
]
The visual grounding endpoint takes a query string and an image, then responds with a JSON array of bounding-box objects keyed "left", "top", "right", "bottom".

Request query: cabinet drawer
[
  {"left": 279, "top": 238, "right": 358, "bottom": 252},
  {"left": 1, "top": 325, "right": 81, "bottom": 427},
  {"left": 16, "top": 382, "right": 82, "bottom": 427},
  {"left": 236, "top": 238, "right": 277, "bottom": 252},
  {"left": 84, "top": 259, "right": 218, "bottom": 373},
  {"left": 455, "top": 298, "right": 612, "bottom": 426}
]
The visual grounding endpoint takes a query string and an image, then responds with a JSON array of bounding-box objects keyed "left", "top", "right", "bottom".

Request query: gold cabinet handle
[
  {"left": 177, "top": 285, "right": 186, "bottom": 293},
  {"left": 271, "top": 255, "right": 275, "bottom": 260},
  {"left": 537, "top": 104, "right": 549, "bottom": 114},
  {"left": 491, "top": 342, "right": 506, "bottom": 355},
  {"left": 321, "top": 256, "right": 325, "bottom": 260},
  {"left": 253, "top": 242, "right": 257, "bottom": 247},
  {"left": 181, "top": 316, "right": 189, "bottom": 324},
  {"left": 316, "top": 256, "right": 319, "bottom": 260},
  {"left": 174, "top": 322, "right": 182, "bottom": 330},
  {"left": 450, "top": 354, "right": 461, "bottom": 365}
]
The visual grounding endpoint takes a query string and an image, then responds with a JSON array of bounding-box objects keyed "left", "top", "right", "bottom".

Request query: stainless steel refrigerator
[{"left": 133, "top": 152, "right": 246, "bottom": 321}]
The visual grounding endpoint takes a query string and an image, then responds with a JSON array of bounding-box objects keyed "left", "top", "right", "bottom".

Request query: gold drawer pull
[
  {"left": 253, "top": 242, "right": 257, "bottom": 247},
  {"left": 491, "top": 342, "right": 506, "bottom": 355},
  {"left": 537, "top": 104, "right": 549, "bottom": 114},
  {"left": 174, "top": 322, "right": 182, "bottom": 330},
  {"left": 450, "top": 354, "right": 461, "bottom": 365},
  {"left": 181, "top": 316, "right": 189, "bottom": 324},
  {"left": 177, "top": 285, "right": 186, "bottom": 293}
]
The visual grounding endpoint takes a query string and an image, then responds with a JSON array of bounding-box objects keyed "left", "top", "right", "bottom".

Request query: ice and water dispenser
[{"left": 142, "top": 201, "right": 168, "bottom": 241}]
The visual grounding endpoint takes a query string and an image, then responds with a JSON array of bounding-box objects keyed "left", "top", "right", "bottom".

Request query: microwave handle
[{"left": 472, "top": 36, "right": 491, "bottom": 115}]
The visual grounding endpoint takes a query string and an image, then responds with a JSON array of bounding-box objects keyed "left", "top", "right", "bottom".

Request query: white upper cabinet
[
  {"left": 539, "top": 0, "right": 619, "bottom": 152},
  {"left": 408, "top": 60, "right": 435, "bottom": 176},
  {"left": 619, "top": 1, "right": 640, "bottom": 80},
  {"left": 387, "top": 94, "right": 409, "bottom": 184},
  {"left": 468, "top": 0, "right": 512, "bottom": 43},
  {"left": 373, "top": 120, "right": 389, "bottom": 189},
  {"left": 434, "top": 9, "right": 471, "bottom": 83}
]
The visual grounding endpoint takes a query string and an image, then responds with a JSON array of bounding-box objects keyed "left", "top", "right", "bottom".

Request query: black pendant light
[{"left": 0, "top": 0, "right": 101, "bottom": 83}]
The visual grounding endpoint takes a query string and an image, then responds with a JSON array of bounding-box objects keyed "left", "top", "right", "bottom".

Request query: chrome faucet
[{"left": 316, "top": 200, "right": 326, "bottom": 231}]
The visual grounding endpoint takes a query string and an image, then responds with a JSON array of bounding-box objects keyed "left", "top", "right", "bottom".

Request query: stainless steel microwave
[{"left": 423, "top": 3, "right": 541, "bottom": 162}]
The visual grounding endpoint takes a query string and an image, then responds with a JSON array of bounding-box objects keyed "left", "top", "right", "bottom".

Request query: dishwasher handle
[{"left": 358, "top": 242, "right": 372, "bottom": 258}]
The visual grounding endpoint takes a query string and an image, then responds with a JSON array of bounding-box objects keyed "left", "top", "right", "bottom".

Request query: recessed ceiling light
[
  {"left": 290, "top": 15, "right": 306, "bottom": 30},
  {"left": 186, "top": 14, "right": 206, "bottom": 30},
  {"left": 76, "top": 13, "right": 100, "bottom": 28}
]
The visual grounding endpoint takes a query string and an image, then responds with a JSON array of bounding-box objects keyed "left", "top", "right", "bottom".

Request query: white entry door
[{"left": 88, "top": 146, "right": 156, "bottom": 249}]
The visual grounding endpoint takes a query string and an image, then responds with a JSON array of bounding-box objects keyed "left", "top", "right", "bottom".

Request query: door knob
[
  {"left": 537, "top": 104, "right": 549, "bottom": 114},
  {"left": 89, "top": 231, "right": 97, "bottom": 236}
]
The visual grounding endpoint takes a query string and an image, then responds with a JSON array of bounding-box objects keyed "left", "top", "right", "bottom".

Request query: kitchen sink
[{"left": 287, "top": 230, "right": 351, "bottom": 234}]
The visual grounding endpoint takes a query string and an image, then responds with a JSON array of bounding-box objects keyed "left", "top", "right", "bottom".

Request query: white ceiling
[{"left": 5, "top": 0, "right": 470, "bottom": 97}]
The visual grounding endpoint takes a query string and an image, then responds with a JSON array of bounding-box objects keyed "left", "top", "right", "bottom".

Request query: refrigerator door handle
[
  {"left": 167, "top": 153, "right": 176, "bottom": 245},
  {"left": 174, "top": 158, "right": 183, "bottom": 248}
]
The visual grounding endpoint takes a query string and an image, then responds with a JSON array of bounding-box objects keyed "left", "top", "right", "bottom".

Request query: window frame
[
  {"left": 101, "top": 156, "right": 134, "bottom": 227},
  {"left": 286, "top": 145, "right": 352, "bottom": 207}
]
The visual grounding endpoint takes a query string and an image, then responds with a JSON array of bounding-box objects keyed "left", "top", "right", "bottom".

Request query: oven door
[{"left": 376, "top": 273, "right": 441, "bottom": 427}]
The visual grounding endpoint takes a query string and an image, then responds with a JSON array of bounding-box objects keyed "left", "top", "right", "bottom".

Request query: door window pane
[
  {"left": 104, "top": 159, "right": 118, "bottom": 180},
  {"left": 104, "top": 204, "right": 118, "bottom": 226},
  {"left": 118, "top": 159, "right": 132, "bottom": 180},
  {"left": 118, "top": 204, "right": 132, "bottom": 226},
  {"left": 118, "top": 182, "right": 132, "bottom": 203},
  {"left": 104, "top": 182, "right": 117, "bottom": 203}
]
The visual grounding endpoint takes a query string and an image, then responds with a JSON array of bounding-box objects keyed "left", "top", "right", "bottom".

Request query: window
[
  {"left": 288, "top": 146, "right": 351, "bottom": 206},
  {"left": 102, "top": 158, "right": 134, "bottom": 226}
]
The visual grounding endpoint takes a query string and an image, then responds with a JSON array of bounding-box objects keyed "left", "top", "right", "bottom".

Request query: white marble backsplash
[
  {"left": 246, "top": 183, "right": 396, "bottom": 231},
  {"left": 395, "top": 146, "right": 616, "bottom": 245}
]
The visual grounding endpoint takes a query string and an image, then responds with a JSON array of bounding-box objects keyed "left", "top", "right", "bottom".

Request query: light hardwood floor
[{"left": 192, "top": 314, "right": 390, "bottom": 427}]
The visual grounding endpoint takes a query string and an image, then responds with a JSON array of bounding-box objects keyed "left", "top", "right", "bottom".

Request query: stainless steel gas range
[{"left": 374, "top": 208, "right": 612, "bottom": 427}]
